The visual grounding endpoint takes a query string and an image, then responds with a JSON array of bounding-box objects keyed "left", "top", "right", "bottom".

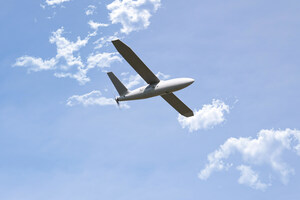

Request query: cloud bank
[
  {"left": 199, "top": 128, "right": 300, "bottom": 190},
  {"left": 178, "top": 99, "right": 229, "bottom": 132}
]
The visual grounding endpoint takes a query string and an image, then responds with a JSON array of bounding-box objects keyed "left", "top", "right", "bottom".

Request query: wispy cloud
[
  {"left": 107, "top": 0, "right": 161, "bottom": 34},
  {"left": 94, "top": 34, "right": 120, "bottom": 49},
  {"left": 53, "top": 51, "right": 121, "bottom": 84},
  {"left": 85, "top": 5, "right": 96, "bottom": 16},
  {"left": 124, "top": 74, "right": 142, "bottom": 89},
  {"left": 86, "top": 52, "right": 122, "bottom": 71},
  {"left": 50, "top": 27, "right": 89, "bottom": 67},
  {"left": 14, "top": 27, "right": 89, "bottom": 84},
  {"left": 14, "top": 28, "right": 121, "bottom": 85},
  {"left": 122, "top": 72, "right": 170, "bottom": 89},
  {"left": 67, "top": 90, "right": 129, "bottom": 109},
  {"left": 156, "top": 71, "right": 170, "bottom": 80},
  {"left": 45, "top": 0, "right": 71, "bottom": 6},
  {"left": 198, "top": 129, "right": 300, "bottom": 189},
  {"left": 236, "top": 165, "right": 269, "bottom": 191},
  {"left": 13, "top": 56, "right": 57, "bottom": 72},
  {"left": 88, "top": 20, "right": 109, "bottom": 30},
  {"left": 178, "top": 99, "right": 229, "bottom": 132},
  {"left": 16, "top": 1, "right": 161, "bottom": 85},
  {"left": 16, "top": 0, "right": 162, "bottom": 110}
]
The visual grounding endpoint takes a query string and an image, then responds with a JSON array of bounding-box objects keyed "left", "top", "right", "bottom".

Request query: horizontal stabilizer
[{"left": 107, "top": 72, "right": 128, "bottom": 96}]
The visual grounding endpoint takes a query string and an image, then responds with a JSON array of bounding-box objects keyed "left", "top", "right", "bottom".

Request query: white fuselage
[{"left": 118, "top": 78, "right": 194, "bottom": 101}]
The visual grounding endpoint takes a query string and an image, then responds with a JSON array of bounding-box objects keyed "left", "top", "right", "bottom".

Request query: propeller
[
  {"left": 110, "top": 90, "right": 120, "bottom": 108},
  {"left": 115, "top": 97, "right": 120, "bottom": 107}
]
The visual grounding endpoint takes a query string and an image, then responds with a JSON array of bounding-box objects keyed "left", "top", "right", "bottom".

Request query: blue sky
[{"left": 1, "top": 0, "right": 300, "bottom": 199}]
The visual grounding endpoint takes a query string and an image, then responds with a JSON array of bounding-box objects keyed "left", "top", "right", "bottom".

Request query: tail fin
[{"left": 107, "top": 72, "right": 128, "bottom": 96}]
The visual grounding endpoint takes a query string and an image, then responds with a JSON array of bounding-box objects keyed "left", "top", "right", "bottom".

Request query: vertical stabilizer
[{"left": 107, "top": 72, "right": 128, "bottom": 96}]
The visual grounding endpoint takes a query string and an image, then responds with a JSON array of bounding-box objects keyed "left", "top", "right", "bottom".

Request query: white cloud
[
  {"left": 94, "top": 34, "right": 120, "bottom": 49},
  {"left": 86, "top": 52, "right": 122, "bottom": 71},
  {"left": 54, "top": 71, "right": 90, "bottom": 84},
  {"left": 13, "top": 27, "right": 90, "bottom": 84},
  {"left": 178, "top": 99, "right": 229, "bottom": 132},
  {"left": 50, "top": 27, "right": 89, "bottom": 68},
  {"left": 149, "top": 0, "right": 161, "bottom": 11},
  {"left": 13, "top": 56, "right": 57, "bottom": 72},
  {"left": 123, "top": 71, "right": 170, "bottom": 89},
  {"left": 198, "top": 129, "right": 300, "bottom": 189},
  {"left": 47, "top": 11, "right": 57, "bottom": 20},
  {"left": 67, "top": 90, "right": 129, "bottom": 109},
  {"left": 124, "top": 74, "right": 143, "bottom": 89},
  {"left": 107, "top": 0, "right": 161, "bottom": 34},
  {"left": 121, "top": 72, "right": 129, "bottom": 76},
  {"left": 88, "top": 20, "right": 109, "bottom": 30},
  {"left": 54, "top": 52, "right": 121, "bottom": 84},
  {"left": 236, "top": 165, "right": 269, "bottom": 191},
  {"left": 45, "top": 0, "right": 71, "bottom": 6},
  {"left": 156, "top": 71, "right": 170, "bottom": 80},
  {"left": 85, "top": 5, "right": 96, "bottom": 15},
  {"left": 14, "top": 27, "right": 121, "bottom": 85}
]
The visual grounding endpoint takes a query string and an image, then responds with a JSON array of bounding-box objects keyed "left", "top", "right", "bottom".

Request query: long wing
[
  {"left": 112, "top": 40, "right": 160, "bottom": 84},
  {"left": 161, "top": 93, "right": 194, "bottom": 117}
]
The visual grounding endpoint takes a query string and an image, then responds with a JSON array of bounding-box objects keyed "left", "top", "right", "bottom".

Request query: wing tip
[
  {"left": 183, "top": 111, "right": 194, "bottom": 117},
  {"left": 111, "top": 39, "right": 121, "bottom": 45}
]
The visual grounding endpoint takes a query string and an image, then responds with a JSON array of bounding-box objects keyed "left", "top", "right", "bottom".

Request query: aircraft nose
[
  {"left": 182, "top": 78, "right": 194, "bottom": 87},
  {"left": 188, "top": 78, "right": 194, "bottom": 84}
]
